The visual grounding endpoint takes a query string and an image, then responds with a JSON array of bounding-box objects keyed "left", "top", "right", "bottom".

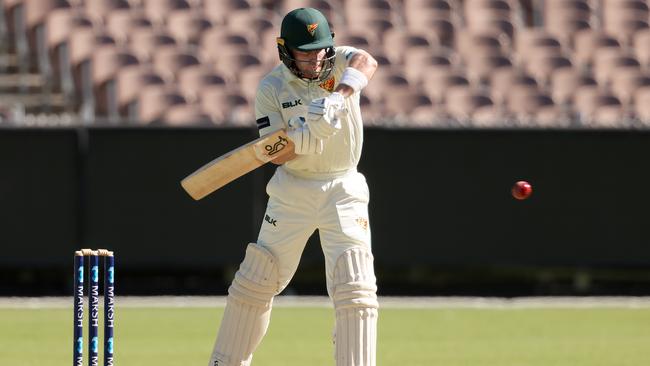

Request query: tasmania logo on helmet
[{"left": 307, "top": 23, "right": 318, "bottom": 36}]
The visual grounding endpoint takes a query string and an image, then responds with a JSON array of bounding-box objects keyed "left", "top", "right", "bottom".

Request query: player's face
[{"left": 292, "top": 48, "right": 328, "bottom": 78}]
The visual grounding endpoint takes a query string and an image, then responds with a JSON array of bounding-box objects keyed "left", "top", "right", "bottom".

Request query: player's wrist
[
  {"left": 333, "top": 85, "right": 354, "bottom": 97},
  {"left": 339, "top": 67, "right": 368, "bottom": 93}
]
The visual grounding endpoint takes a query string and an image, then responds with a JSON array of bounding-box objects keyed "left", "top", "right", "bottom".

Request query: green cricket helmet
[{"left": 277, "top": 7, "right": 336, "bottom": 82}]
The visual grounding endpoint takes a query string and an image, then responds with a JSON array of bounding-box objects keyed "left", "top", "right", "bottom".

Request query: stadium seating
[{"left": 3, "top": 0, "right": 650, "bottom": 127}]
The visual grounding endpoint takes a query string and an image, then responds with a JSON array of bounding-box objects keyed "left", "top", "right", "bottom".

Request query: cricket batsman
[{"left": 208, "top": 7, "right": 379, "bottom": 366}]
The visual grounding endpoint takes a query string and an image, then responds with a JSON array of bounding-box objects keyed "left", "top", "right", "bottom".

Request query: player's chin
[{"left": 301, "top": 68, "right": 321, "bottom": 78}]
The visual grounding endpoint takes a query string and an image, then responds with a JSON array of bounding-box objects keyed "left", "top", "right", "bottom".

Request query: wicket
[{"left": 74, "top": 249, "right": 115, "bottom": 366}]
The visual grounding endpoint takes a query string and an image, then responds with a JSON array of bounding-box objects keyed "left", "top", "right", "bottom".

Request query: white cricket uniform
[
  {"left": 209, "top": 46, "right": 378, "bottom": 366},
  {"left": 254, "top": 45, "right": 373, "bottom": 295}
]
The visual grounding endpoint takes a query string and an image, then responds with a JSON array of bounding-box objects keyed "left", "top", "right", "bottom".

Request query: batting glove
[
  {"left": 307, "top": 92, "right": 345, "bottom": 140},
  {"left": 286, "top": 116, "right": 323, "bottom": 155}
]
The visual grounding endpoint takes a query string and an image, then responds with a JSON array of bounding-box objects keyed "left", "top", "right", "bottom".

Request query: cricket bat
[{"left": 181, "top": 129, "right": 293, "bottom": 200}]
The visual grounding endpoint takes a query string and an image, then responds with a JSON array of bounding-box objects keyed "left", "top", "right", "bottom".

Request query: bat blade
[{"left": 181, "top": 129, "right": 291, "bottom": 200}]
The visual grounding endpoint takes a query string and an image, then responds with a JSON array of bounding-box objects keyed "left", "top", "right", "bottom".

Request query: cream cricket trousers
[
  {"left": 259, "top": 166, "right": 372, "bottom": 295},
  {"left": 209, "top": 166, "right": 378, "bottom": 366}
]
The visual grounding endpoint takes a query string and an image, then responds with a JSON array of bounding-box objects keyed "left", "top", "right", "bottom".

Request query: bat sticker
[{"left": 264, "top": 136, "right": 289, "bottom": 156}]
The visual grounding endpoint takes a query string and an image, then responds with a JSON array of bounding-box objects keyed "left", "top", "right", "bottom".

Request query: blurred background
[{"left": 1, "top": 0, "right": 650, "bottom": 297}]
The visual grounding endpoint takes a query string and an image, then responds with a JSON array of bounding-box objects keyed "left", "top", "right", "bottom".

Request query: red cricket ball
[{"left": 512, "top": 180, "right": 533, "bottom": 200}]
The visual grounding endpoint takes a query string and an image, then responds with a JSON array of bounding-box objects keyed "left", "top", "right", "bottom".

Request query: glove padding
[
  {"left": 307, "top": 92, "right": 345, "bottom": 140},
  {"left": 286, "top": 116, "right": 323, "bottom": 155}
]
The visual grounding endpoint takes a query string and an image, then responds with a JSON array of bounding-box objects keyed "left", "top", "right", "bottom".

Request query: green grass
[{"left": 1, "top": 306, "right": 650, "bottom": 365}]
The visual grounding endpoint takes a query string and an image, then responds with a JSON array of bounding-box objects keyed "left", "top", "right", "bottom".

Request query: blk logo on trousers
[{"left": 265, "top": 214, "right": 277, "bottom": 226}]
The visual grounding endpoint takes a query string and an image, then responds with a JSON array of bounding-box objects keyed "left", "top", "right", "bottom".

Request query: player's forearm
[
  {"left": 347, "top": 50, "right": 378, "bottom": 82},
  {"left": 335, "top": 50, "right": 378, "bottom": 97}
]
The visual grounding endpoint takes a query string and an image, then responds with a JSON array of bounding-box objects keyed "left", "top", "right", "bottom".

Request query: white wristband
[{"left": 339, "top": 67, "right": 368, "bottom": 93}]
